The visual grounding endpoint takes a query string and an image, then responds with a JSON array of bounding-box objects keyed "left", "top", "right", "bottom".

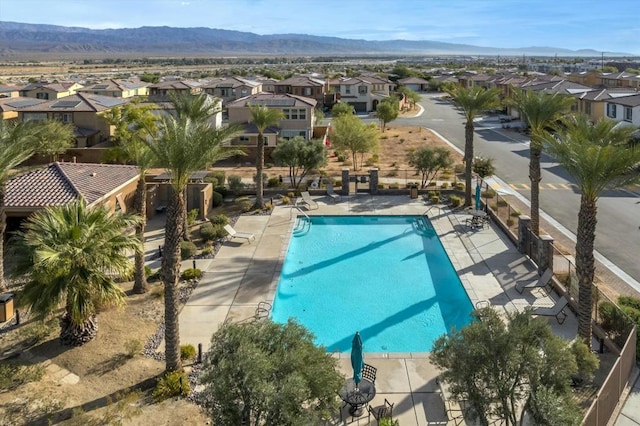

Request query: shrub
[
  {"left": 281, "top": 195, "right": 291, "bottom": 204},
  {"left": 180, "top": 241, "right": 197, "bottom": 259},
  {"left": 380, "top": 135, "right": 388, "bottom": 139},
  {"left": 201, "top": 245, "right": 213, "bottom": 256},
  {"left": 228, "top": 175, "right": 244, "bottom": 193},
  {"left": 181, "top": 268, "right": 203, "bottom": 281},
  {"left": 236, "top": 197, "right": 254, "bottom": 212},
  {"left": 334, "top": 180, "right": 341, "bottom": 187},
  {"left": 187, "top": 209, "right": 199, "bottom": 225},
  {"left": 209, "top": 213, "right": 229, "bottom": 226},
  {"left": 454, "top": 163, "right": 465, "bottom": 174},
  {"left": 378, "top": 183, "right": 385, "bottom": 189},
  {"left": 180, "top": 344, "right": 197, "bottom": 361},
  {"left": 336, "top": 152, "right": 347, "bottom": 162},
  {"left": 287, "top": 191, "right": 296, "bottom": 198},
  {"left": 483, "top": 189, "right": 496, "bottom": 198},
  {"left": 455, "top": 182, "right": 464, "bottom": 190},
  {"left": 431, "top": 195, "right": 440, "bottom": 204},
  {"left": 22, "top": 322, "right": 54, "bottom": 345},
  {"left": 598, "top": 301, "right": 628, "bottom": 337},
  {"left": 386, "top": 169, "right": 398, "bottom": 177},
  {"left": 212, "top": 191, "right": 223, "bottom": 207},
  {"left": 0, "top": 363, "right": 45, "bottom": 391},
  {"left": 399, "top": 138, "right": 405, "bottom": 143},
  {"left": 211, "top": 171, "right": 226, "bottom": 187},
  {"left": 506, "top": 218, "right": 515, "bottom": 227},
  {"left": 144, "top": 265, "right": 152, "bottom": 277},
  {"left": 440, "top": 182, "right": 449, "bottom": 189},
  {"left": 265, "top": 162, "right": 274, "bottom": 169},
  {"left": 449, "top": 195, "right": 462, "bottom": 207},
  {"left": 365, "top": 157, "right": 376, "bottom": 167},
  {"left": 124, "top": 339, "right": 142, "bottom": 358},
  {"left": 199, "top": 222, "right": 217, "bottom": 242},
  {"left": 152, "top": 371, "right": 190, "bottom": 402},
  {"left": 619, "top": 296, "right": 640, "bottom": 311},
  {"left": 389, "top": 183, "right": 400, "bottom": 189},
  {"left": 148, "top": 269, "right": 160, "bottom": 282},
  {"left": 267, "top": 176, "right": 281, "bottom": 188},
  {"left": 511, "top": 210, "right": 522, "bottom": 217}
]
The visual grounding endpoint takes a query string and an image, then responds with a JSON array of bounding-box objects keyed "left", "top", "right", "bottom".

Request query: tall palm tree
[
  {"left": 509, "top": 89, "right": 575, "bottom": 235},
  {"left": 104, "top": 103, "right": 159, "bottom": 294},
  {"left": 249, "top": 105, "right": 284, "bottom": 209},
  {"left": 543, "top": 115, "right": 640, "bottom": 346},
  {"left": 170, "top": 92, "right": 221, "bottom": 240},
  {"left": 446, "top": 85, "right": 501, "bottom": 206},
  {"left": 12, "top": 200, "right": 142, "bottom": 346},
  {"left": 0, "top": 120, "right": 73, "bottom": 292},
  {"left": 146, "top": 116, "right": 240, "bottom": 372}
]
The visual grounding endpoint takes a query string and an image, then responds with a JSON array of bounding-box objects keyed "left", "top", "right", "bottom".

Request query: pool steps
[{"left": 293, "top": 216, "right": 311, "bottom": 236}]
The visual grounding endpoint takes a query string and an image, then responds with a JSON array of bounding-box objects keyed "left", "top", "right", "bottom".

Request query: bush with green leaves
[
  {"left": 199, "top": 222, "right": 217, "bottom": 242},
  {"left": 473, "top": 156, "right": 496, "bottom": 178},
  {"left": 281, "top": 195, "right": 291, "bottom": 205},
  {"left": 0, "top": 363, "right": 45, "bottom": 391},
  {"left": 124, "top": 339, "right": 142, "bottom": 358},
  {"left": 152, "top": 371, "right": 190, "bottom": 402},
  {"left": 212, "top": 191, "right": 223, "bottom": 207},
  {"left": 236, "top": 196, "right": 253, "bottom": 212},
  {"left": 267, "top": 176, "right": 281, "bottom": 188},
  {"left": 180, "top": 344, "right": 197, "bottom": 361},
  {"left": 200, "top": 319, "right": 343, "bottom": 425},
  {"left": 449, "top": 195, "right": 462, "bottom": 207},
  {"left": 187, "top": 209, "right": 199, "bottom": 225},
  {"left": 180, "top": 241, "right": 198, "bottom": 259},
  {"left": 209, "top": 213, "right": 229, "bottom": 226},
  {"left": 228, "top": 175, "right": 244, "bottom": 193},
  {"left": 181, "top": 268, "right": 203, "bottom": 281}
]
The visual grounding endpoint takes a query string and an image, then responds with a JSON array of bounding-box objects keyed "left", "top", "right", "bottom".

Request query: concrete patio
[{"left": 147, "top": 193, "right": 582, "bottom": 425}]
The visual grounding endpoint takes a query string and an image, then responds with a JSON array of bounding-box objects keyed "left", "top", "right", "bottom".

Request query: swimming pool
[{"left": 270, "top": 215, "right": 473, "bottom": 353}]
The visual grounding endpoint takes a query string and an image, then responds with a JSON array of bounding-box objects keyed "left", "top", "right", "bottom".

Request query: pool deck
[{"left": 147, "top": 194, "right": 580, "bottom": 425}]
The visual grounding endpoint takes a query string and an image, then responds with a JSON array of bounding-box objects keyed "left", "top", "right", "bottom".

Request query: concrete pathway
[{"left": 150, "top": 194, "right": 589, "bottom": 425}]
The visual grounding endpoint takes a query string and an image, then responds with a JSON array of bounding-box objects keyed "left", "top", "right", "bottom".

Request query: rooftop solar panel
[
  {"left": 5, "top": 99, "right": 42, "bottom": 108},
  {"left": 51, "top": 100, "right": 82, "bottom": 108},
  {"left": 93, "top": 84, "right": 110, "bottom": 89}
]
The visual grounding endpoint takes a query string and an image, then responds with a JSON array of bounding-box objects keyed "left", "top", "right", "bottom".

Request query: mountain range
[{"left": 0, "top": 21, "right": 631, "bottom": 58}]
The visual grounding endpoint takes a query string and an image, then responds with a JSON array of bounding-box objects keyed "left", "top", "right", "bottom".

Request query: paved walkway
[{"left": 146, "top": 194, "right": 594, "bottom": 425}]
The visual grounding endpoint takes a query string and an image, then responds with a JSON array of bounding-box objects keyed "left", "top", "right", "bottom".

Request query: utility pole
[{"left": 601, "top": 52, "right": 604, "bottom": 71}]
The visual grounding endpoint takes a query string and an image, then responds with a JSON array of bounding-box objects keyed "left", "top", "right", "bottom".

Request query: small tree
[
  {"left": 407, "top": 147, "right": 453, "bottom": 188},
  {"left": 331, "top": 102, "right": 354, "bottom": 117},
  {"left": 430, "top": 307, "right": 596, "bottom": 426},
  {"left": 396, "top": 87, "right": 422, "bottom": 109},
  {"left": 272, "top": 136, "right": 327, "bottom": 188},
  {"left": 472, "top": 156, "right": 495, "bottom": 178},
  {"left": 331, "top": 114, "right": 379, "bottom": 171},
  {"left": 375, "top": 99, "right": 399, "bottom": 132},
  {"left": 200, "top": 319, "right": 343, "bottom": 426},
  {"left": 33, "top": 120, "right": 75, "bottom": 161}
]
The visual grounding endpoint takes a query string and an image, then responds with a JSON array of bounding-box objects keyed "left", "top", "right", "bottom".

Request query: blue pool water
[{"left": 270, "top": 216, "right": 473, "bottom": 353}]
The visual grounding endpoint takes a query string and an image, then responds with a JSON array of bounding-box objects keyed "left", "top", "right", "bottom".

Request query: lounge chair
[
  {"left": 223, "top": 224, "right": 255, "bottom": 243},
  {"left": 299, "top": 191, "right": 319, "bottom": 210},
  {"left": 532, "top": 296, "right": 569, "bottom": 324},
  {"left": 515, "top": 269, "right": 553, "bottom": 294},
  {"left": 326, "top": 183, "right": 340, "bottom": 202}
]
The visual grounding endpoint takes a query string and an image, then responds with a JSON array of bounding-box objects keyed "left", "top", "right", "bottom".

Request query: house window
[
  {"left": 263, "top": 136, "right": 269, "bottom": 146},
  {"left": 23, "top": 112, "right": 47, "bottom": 121},
  {"left": 239, "top": 136, "right": 250, "bottom": 144},
  {"left": 36, "top": 92, "right": 49, "bottom": 100},
  {"left": 241, "top": 88, "right": 247, "bottom": 96},
  {"left": 53, "top": 113, "right": 71, "bottom": 123},
  {"left": 282, "top": 108, "right": 306, "bottom": 120},
  {"left": 345, "top": 86, "right": 351, "bottom": 94},
  {"left": 358, "top": 86, "right": 367, "bottom": 94},
  {"left": 304, "top": 87, "right": 312, "bottom": 96},
  {"left": 624, "top": 107, "right": 632, "bottom": 122},
  {"left": 606, "top": 103, "right": 617, "bottom": 118},
  {"left": 585, "top": 102, "right": 591, "bottom": 115}
]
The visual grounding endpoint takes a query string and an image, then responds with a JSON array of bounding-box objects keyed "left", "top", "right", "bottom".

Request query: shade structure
[
  {"left": 351, "top": 331, "right": 364, "bottom": 386},
  {"left": 475, "top": 183, "right": 482, "bottom": 211}
]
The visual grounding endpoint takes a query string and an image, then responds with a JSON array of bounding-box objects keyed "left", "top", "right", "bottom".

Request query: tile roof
[
  {"left": 0, "top": 96, "right": 46, "bottom": 111},
  {"left": 607, "top": 94, "right": 640, "bottom": 107},
  {"left": 5, "top": 162, "right": 139, "bottom": 209},
  {"left": 227, "top": 92, "right": 316, "bottom": 108},
  {"left": 77, "top": 79, "right": 149, "bottom": 92},
  {"left": 273, "top": 76, "right": 325, "bottom": 87},
  {"left": 17, "top": 93, "right": 128, "bottom": 112},
  {"left": 397, "top": 77, "right": 430, "bottom": 84}
]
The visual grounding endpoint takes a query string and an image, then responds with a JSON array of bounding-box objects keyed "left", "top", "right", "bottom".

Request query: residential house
[
  {"left": 77, "top": 79, "right": 149, "bottom": 98},
  {"left": 257, "top": 77, "right": 279, "bottom": 93},
  {"left": 19, "top": 81, "right": 83, "bottom": 100},
  {"left": 201, "top": 77, "right": 262, "bottom": 106},
  {"left": 4, "top": 161, "right": 139, "bottom": 231},
  {"left": 147, "top": 79, "right": 202, "bottom": 102},
  {"left": 0, "top": 97, "right": 45, "bottom": 121},
  {"left": 226, "top": 92, "right": 316, "bottom": 147},
  {"left": 17, "top": 93, "right": 129, "bottom": 147},
  {"left": 327, "top": 76, "right": 394, "bottom": 113},
  {"left": 272, "top": 76, "right": 331, "bottom": 108},
  {"left": 599, "top": 72, "right": 640, "bottom": 89},
  {"left": 139, "top": 93, "right": 223, "bottom": 129},
  {"left": 566, "top": 71, "right": 602, "bottom": 87},
  {"left": 0, "top": 85, "right": 20, "bottom": 98},
  {"left": 604, "top": 94, "right": 640, "bottom": 128},
  {"left": 571, "top": 88, "right": 638, "bottom": 123},
  {"left": 397, "top": 77, "right": 431, "bottom": 92}
]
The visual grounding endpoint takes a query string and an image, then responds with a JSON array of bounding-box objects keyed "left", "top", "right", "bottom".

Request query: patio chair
[
  {"left": 368, "top": 399, "right": 394, "bottom": 423},
  {"left": 326, "top": 183, "right": 340, "bottom": 202},
  {"left": 532, "top": 296, "right": 569, "bottom": 324},
  {"left": 362, "top": 363, "right": 377, "bottom": 384},
  {"left": 223, "top": 224, "right": 256, "bottom": 244},
  {"left": 515, "top": 269, "right": 553, "bottom": 294},
  {"left": 299, "top": 191, "right": 319, "bottom": 210}
]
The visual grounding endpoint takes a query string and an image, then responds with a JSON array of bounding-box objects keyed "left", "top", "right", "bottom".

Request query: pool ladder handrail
[
  {"left": 423, "top": 205, "right": 441, "bottom": 217},
  {"left": 290, "top": 204, "right": 310, "bottom": 221}
]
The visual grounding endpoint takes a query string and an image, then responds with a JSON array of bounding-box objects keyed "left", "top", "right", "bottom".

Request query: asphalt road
[{"left": 388, "top": 95, "right": 640, "bottom": 289}]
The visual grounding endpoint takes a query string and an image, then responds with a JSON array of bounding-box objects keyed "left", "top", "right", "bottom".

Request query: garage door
[{"left": 349, "top": 102, "right": 367, "bottom": 113}]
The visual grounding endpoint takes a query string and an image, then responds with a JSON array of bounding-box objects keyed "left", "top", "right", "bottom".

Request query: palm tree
[
  {"left": 146, "top": 116, "right": 240, "bottom": 372},
  {"left": 170, "top": 92, "right": 221, "bottom": 240},
  {"left": 543, "top": 115, "right": 640, "bottom": 346},
  {"left": 103, "top": 102, "right": 159, "bottom": 294},
  {"left": 249, "top": 105, "right": 284, "bottom": 209},
  {"left": 446, "top": 85, "right": 501, "bottom": 206},
  {"left": 509, "top": 89, "right": 575, "bottom": 235},
  {"left": 12, "top": 200, "right": 142, "bottom": 346},
  {"left": 0, "top": 120, "right": 72, "bottom": 292}
]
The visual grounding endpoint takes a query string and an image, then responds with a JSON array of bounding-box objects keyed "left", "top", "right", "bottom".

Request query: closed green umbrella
[
  {"left": 475, "top": 182, "right": 482, "bottom": 211},
  {"left": 351, "top": 331, "right": 364, "bottom": 387}
]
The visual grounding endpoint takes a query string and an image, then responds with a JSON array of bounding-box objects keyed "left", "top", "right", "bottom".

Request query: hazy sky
[{"left": 1, "top": 0, "right": 638, "bottom": 54}]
